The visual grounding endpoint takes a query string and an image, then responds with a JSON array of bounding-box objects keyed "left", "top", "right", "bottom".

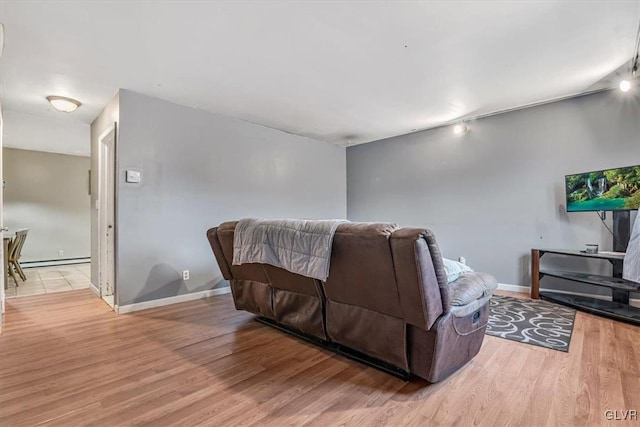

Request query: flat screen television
[{"left": 565, "top": 165, "right": 640, "bottom": 212}]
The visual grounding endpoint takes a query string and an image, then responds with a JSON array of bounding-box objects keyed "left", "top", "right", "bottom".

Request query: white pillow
[{"left": 442, "top": 258, "right": 473, "bottom": 283}]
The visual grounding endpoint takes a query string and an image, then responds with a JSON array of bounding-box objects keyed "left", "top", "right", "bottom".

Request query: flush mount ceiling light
[
  {"left": 453, "top": 123, "right": 468, "bottom": 135},
  {"left": 46, "top": 95, "right": 81, "bottom": 113}
]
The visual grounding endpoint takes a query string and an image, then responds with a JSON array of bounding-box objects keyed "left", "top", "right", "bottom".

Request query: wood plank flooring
[{"left": 1, "top": 289, "right": 639, "bottom": 426}]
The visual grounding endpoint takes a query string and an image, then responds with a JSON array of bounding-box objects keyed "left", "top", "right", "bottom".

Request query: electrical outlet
[
  {"left": 58, "top": 250, "right": 64, "bottom": 256},
  {"left": 182, "top": 270, "right": 189, "bottom": 280}
]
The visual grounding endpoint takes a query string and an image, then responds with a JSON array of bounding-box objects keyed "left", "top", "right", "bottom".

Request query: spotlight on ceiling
[
  {"left": 620, "top": 80, "right": 631, "bottom": 92},
  {"left": 46, "top": 96, "right": 81, "bottom": 113},
  {"left": 453, "top": 124, "right": 468, "bottom": 135},
  {"left": 620, "top": 21, "right": 640, "bottom": 93}
]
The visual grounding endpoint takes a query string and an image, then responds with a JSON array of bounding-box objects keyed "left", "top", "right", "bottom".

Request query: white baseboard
[
  {"left": 89, "top": 282, "right": 100, "bottom": 296},
  {"left": 497, "top": 283, "right": 530, "bottom": 293},
  {"left": 23, "top": 258, "right": 91, "bottom": 268},
  {"left": 116, "top": 287, "right": 231, "bottom": 314},
  {"left": 497, "top": 283, "right": 640, "bottom": 308}
]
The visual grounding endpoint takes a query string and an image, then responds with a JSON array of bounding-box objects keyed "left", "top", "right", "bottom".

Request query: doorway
[
  {"left": 3, "top": 147, "right": 92, "bottom": 299},
  {"left": 1, "top": 98, "right": 4, "bottom": 331},
  {"left": 97, "top": 125, "right": 116, "bottom": 308}
]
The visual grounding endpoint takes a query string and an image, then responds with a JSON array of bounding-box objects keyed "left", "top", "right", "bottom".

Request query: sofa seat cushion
[{"left": 449, "top": 272, "right": 498, "bottom": 306}]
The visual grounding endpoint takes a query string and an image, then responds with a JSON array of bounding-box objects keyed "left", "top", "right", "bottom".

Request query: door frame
[
  {"left": 97, "top": 123, "right": 117, "bottom": 307},
  {"left": 0, "top": 96, "right": 5, "bottom": 329},
  {"left": 0, "top": 24, "right": 5, "bottom": 330}
]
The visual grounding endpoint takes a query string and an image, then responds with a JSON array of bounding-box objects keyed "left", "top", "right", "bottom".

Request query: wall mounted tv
[{"left": 565, "top": 165, "right": 640, "bottom": 212}]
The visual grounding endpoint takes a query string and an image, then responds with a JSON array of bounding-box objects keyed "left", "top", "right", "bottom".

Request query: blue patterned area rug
[{"left": 485, "top": 295, "right": 576, "bottom": 352}]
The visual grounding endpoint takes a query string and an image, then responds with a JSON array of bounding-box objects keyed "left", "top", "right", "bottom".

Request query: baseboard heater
[
  {"left": 21, "top": 257, "right": 91, "bottom": 269},
  {"left": 256, "top": 316, "right": 411, "bottom": 381}
]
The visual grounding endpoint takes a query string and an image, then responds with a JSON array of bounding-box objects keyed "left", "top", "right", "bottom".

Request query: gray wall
[
  {"left": 3, "top": 147, "right": 91, "bottom": 262},
  {"left": 90, "top": 92, "right": 120, "bottom": 290},
  {"left": 109, "top": 90, "right": 346, "bottom": 306},
  {"left": 347, "top": 89, "right": 640, "bottom": 294}
]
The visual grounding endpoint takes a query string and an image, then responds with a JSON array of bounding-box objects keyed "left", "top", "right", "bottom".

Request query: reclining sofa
[{"left": 207, "top": 221, "right": 497, "bottom": 382}]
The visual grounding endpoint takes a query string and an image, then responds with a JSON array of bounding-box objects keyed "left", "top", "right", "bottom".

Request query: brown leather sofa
[{"left": 207, "top": 221, "right": 497, "bottom": 382}]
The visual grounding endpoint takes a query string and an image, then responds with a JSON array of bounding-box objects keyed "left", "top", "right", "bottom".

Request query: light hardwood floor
[{"left": 0, "top": 289, "right": 639, "bottom": 426}]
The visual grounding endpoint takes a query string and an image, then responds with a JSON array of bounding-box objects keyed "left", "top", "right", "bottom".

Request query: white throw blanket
[
  {"left": 623, "top": 213, "right": 640, "bottom": 283},
  {"left": 232, "top": 218, "right": 348, "bottom": 281}
]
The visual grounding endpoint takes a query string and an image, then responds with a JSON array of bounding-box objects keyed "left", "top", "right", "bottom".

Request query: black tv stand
[
  {"left": 539, "top": 292, "right": 640, "bottom": 324},
  {"left": 530, "top": 248, "right": 640, "bottom": 326},
  {"left": 613, "top": 210, "right": 631, "bottom": 276}
]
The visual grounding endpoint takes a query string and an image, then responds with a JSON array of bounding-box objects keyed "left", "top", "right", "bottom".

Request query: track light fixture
[
  {"left": 620, "top": 20, "right": 640, "bottom": 92},
  {"left": 620, "top": 80, "right": 631, "bottom": 92},
  {"left": 453, "top": 123, "right": 468, "bottom": 135}
]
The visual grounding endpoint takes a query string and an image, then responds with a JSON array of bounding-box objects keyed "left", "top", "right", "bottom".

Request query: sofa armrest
[
  {"left": 206, "top": 227, "right": 233, "bottom": 280},
  {"left": 390, "top": 228, "right": 449, "bottom": 330}
]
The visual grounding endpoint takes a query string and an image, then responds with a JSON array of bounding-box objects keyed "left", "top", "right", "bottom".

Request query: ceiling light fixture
[
  {"left": 620, "top": 20, "right": 640, "bottom": 92},
  {"left": 620, "top": 80, "right": 631, "bottom": 92},
  {"left": 46, "top": 95, "right": 81, "bottom": 113},
  {"left": 453, "top": 123, "right": 468, "bottom": 135}
]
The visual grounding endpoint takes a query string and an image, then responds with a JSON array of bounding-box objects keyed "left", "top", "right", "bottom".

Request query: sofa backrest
[
  {"left": 207, "top": 220, "right": 448, "bottom": 336},
  {"left": 208, "top": 221, "right": 327, "bottom": 338},
  {"left": 321, "top": 222, "right": 411, "bottom": 368},
  {"left": 210, "top": 222, "right": 275, "bottom": 318},
  {"left": 390, "top": 228, "right": 448, "bottom": 330},
  {"left": 215, "top": 221, "right": 269, "bottom": 284},
  {"left": 212, "top": 221, "right": 321, "bottom": 297},
  {"left": 208, "top": 221, "right": 448, "bottom": 328},
  {"left": 322, "top": 222, "right": 402, "bottom": 317}
]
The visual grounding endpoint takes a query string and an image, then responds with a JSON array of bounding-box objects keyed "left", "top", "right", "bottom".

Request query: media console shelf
[{"left": 531, "top": 249, "right": 640, "bottom": 326}]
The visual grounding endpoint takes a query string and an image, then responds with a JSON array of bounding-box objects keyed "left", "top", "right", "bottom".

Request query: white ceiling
[
  {"left": 2, "top": 110, "right": 90, "bottom": 157},
  {"left": 1, "top": 1, "right": 639, "bottom": 153}
]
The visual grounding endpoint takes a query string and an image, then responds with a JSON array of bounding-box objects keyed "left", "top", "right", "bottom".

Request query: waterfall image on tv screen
[{"left": 566, "top": 165, "right": 640, "bottom": 212}]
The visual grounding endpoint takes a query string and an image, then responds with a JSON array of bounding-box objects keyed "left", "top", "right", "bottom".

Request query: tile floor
[{"left": 5, "top": 263, "right": 91, "bottom": 298}]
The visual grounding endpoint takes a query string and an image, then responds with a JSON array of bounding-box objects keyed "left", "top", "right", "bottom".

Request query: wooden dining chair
[{"left": 8, "top": 229, "right": 28, "bottom": 285}]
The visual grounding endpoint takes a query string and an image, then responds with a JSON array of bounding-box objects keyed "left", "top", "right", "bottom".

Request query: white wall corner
[{"left": 89, "top": 282, "right": 100, "bottom": 296}]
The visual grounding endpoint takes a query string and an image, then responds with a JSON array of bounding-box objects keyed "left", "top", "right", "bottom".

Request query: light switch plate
[{"left": 126, "top": 170, "right": 141, "bottom": 183}]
